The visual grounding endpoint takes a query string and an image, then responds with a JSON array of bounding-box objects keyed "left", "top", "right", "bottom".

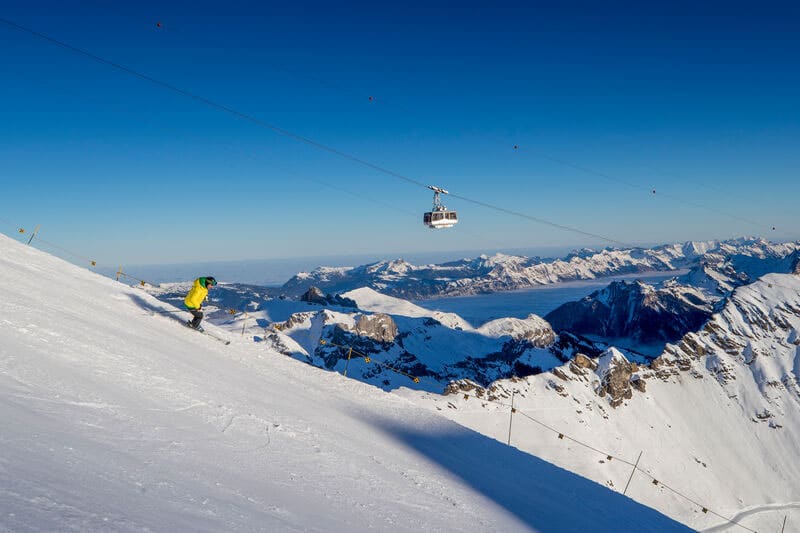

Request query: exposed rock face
[
  {"left": 300, "top": 286, "right": 327, "bottom": 304},
  {"left": 298, "top": 286, "right": 358, "bottom": 308},
  {"left": 596, "top": 350, "right": 635, "bottom": 408},
  {"left": 545, "top": 280, "right": 713, "bottom": 345},
  {"left": 354, "top": 313, "right": 398, "bottom": 343},
  {"left": 573, "top": 353, "right": 597, "bottom": 370},
  {"left": 283, "top": 311, "right": 316, "bottom": 329},
  {"left": 444, "top": 379, "right": 483, "bottom": 397},
  {"left": 546, "top": 348, "right": 647, "bottom": 407}
]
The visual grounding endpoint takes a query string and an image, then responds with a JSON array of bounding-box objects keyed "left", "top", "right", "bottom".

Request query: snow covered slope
[
  {"left": 0, "top": 233, "right": 691, "bottom": 532},
  {"left": 403, "top": 273, "right": 800, "bottom": 532},
  {"left": 342, "top": 287, "right": 471, "bottom": 329}
]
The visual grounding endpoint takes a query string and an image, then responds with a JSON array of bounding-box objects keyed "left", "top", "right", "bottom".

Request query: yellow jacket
[{"left": 184, "top": 278, "right": 209, "bottom": 309}]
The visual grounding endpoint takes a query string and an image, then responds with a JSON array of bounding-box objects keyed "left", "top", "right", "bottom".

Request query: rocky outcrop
[
  {"left": 300, "top": 286, "right": 327, "bottom": 304},
  {"left": 596, "top": 350, "right": 635, "bottom": 408},
  {"left": 299, "top": 286, "right": 358, "bottom": 308},
  {"left": 354, "top": 313, "right": 398, "bottom": 343},
  {"left": 548, "top": 348, "right": 647, "bottom": 407}
]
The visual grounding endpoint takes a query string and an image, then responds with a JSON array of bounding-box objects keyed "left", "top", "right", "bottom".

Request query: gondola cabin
[
  {"left": 423, "top": 208, "right": 458, "bottom": 229},
  {"left": 423, "top": 185, "right": 458, "bottom": 229}
]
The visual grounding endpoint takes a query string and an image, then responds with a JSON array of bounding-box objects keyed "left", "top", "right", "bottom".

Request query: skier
[{"left": 184, "top": 276, "right": 217, "bottom": 331}]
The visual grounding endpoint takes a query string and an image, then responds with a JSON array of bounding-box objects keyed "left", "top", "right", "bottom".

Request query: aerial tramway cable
[
  {"left": 0, "top": 16, "right": 634, "bottom": 248},
  {"left": 133, "top": 13, "right": 784, "bottom": 240}
]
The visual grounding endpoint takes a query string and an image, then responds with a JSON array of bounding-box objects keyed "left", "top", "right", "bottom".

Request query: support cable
[{"left": 0, "top": 16, "right": 629, "bottom": 247}]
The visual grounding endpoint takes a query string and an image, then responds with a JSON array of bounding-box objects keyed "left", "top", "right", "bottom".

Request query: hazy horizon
[{"left": 95, "top": 243, "right": 597, "bottom": 285}]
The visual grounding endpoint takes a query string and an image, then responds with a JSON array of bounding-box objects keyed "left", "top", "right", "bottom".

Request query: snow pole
[
  {"left": 343, "top": 347, "right": 353, "bottom": 377},
  {"left": 116, "top": 265, "right": 123, "bottom": 281},
  {"left": 507, "top": 391, "right": 516, "bottom": 446},
  {"left": 26, "top": 224, "right": 40, "bottom": 245},
  {"left": 623, "top": 451, "right": 643, "bottom": 496}
]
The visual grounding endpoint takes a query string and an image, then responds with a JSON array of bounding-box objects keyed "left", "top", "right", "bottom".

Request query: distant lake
[{"left": 412, "top": 270, "right": 688, "bottom": 327}]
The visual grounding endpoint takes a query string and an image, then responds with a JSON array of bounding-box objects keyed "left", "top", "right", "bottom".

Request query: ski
[
  {"left": 145, "top": 307, "right": 231, "bottom": 345},
  {"left": 183, "top": 322, "right": 230, "bottom": 345}
]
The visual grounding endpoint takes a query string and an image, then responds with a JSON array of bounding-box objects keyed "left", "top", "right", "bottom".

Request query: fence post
[
  {"left": 507, "top": 391, "right": 516, "bottom": 446},
  {"left": 116, "top": 265, "right": 123, "bottom": 281},
  {"left": 26, "top": 224, "right": 40, "bottom": 245},
  {"left": 623, "top": 451, "right": 643, "bottom": 495},
  {"left": 343, "top": 347, "right": 353, "bottom": 377}
]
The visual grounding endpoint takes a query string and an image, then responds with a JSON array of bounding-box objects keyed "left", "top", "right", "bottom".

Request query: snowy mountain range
[
  {"left": 276, "top": 237, "right": 800, "bottom": 299},
  {"left": 531, "top": 239, "right": 800, "bottom": 358},
  {"left": 144, "top": 238, "right": 800, "bottom": 390}
]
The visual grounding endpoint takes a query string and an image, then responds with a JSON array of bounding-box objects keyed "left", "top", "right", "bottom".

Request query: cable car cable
[
  {"left": 108, "top": 10, "right": 788, "bottom": 240},
  {"left": 70, "top": 11, "right": 784, "bottom": 242},
  {"left": 447, "top": 192, "right": 630, "bottom": 246},
  {"left": 515, "top": 148, "right": 791, "bottom": 238},
  {"left": 0, "top": 16, "right": 629, "bottom": 248}
]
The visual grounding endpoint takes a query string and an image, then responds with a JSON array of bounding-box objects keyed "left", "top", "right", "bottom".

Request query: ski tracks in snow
[{"left": 702, "top": 501, "right": 800, "bottom": 532}]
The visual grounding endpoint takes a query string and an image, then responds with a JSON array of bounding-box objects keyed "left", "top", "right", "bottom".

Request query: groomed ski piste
[{"left": 0, "top": 233, "right": 693, "bottom": 531}]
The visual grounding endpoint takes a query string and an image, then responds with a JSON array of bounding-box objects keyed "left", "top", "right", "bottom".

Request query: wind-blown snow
[{"left": 0, "top": 234, "right": 690, "bottom": 532}]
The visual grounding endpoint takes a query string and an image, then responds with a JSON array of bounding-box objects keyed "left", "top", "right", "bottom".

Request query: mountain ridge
[{"left": 278, "top": 238, "right": 799, "bottom": 300}]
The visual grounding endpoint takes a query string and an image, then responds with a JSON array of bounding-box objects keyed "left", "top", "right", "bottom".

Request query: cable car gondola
[{"left": 423, "top": 185, "right": 458, "bottom": 229}]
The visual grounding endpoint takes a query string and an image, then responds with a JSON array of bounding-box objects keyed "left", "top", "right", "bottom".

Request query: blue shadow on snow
[{"left": 369, "top": 415, "right": 695, "bottom": 533}]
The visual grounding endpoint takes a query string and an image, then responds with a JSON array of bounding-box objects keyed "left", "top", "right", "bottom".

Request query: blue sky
[{"left": 1, "top": 1, "right": 799, "bottom": 267}]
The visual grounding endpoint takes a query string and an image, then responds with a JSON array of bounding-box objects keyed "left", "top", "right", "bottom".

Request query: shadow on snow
[{"left": 369, "top": 415, "right": 694, "bottom": 533}]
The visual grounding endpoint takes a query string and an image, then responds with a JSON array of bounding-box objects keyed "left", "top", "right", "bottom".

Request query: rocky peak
[
  {"left": 300, "top": 286, "right": 327, "bottom": 304},
  {"left": 353, "top": 313, "right": 398, "bottom": 343},
  {"left": 595, "top": 348, "right": 635, "bottom": 408}
]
